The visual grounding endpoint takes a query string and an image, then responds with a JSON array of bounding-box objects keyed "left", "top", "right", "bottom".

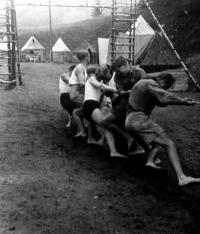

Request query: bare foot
[
  {"left": 127, "top": 138, "right": 134, "bottom": 151},
  {"left": 128, "top": 148, "right": 145, "bottom": 156},
  {"left": 87, "top": 138, "right": 101, "bottom": 145},
  {"left": 178, "top": 176, "right": 200, "bottom": 186},
  {"left": 73, "top": 132, "right": 87, "bottom": 138},
  {"left": 110, "top": 152, "right": 128, "bottom": 159},
  {"left": 145, "top": 162, "right": 164, "bottom": 170},
  {"left": 154, "top": 158, "right": 162, "bottom": 165},
  {"left": 65, "top": 122, "right": 71, "bottom": 128}
]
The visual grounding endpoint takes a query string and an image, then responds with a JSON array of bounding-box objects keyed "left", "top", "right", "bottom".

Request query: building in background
[{"left": 21, "top": 36, "right": 45, "bottom": 62}]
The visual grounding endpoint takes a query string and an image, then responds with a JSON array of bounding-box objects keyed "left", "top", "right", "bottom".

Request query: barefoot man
[{"left": 125, "top": 73, "right": 200, "bottom": 186}]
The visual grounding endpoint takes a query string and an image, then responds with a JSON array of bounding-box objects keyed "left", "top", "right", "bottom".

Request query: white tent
[
  {"left": 52, "top": 37, "right": 72, "bottom": 63},
  {"left": 52, "top": 38, "right": 70, "bottom": 52},
  {"left": 21, "top": 36, "right": 45, "bottom": 51},
  {"left": 21, "top": 36, "right": 45, "bottom": 62},
  {"left": 98, "top": 15, "right": 155, "bottom": 65}
]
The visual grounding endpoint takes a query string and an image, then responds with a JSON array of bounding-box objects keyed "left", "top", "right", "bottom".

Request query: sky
[{"left": 12, "top": 0, "right": 140, "bottom": 29}]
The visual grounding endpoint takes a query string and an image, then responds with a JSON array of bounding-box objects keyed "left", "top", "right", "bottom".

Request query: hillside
[
  {"left": 18, "top": 16, "right": 112, "bottom": 51},
  {"left": 18, "top": 0, "right": 200, "bottom": 84},
  {"left": 18, "top": 0, "right": 200, "bottom": 57}
]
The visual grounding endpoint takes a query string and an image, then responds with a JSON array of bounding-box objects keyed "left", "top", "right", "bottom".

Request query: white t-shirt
[
  {"left": 84, "top": 76, "right": 102, "bottom": 102},
  {"left": 59, "top": 73, "right": 70, "bottom": 94},
  {"left": 69, "top": 63, "right": 87, "bottom": 85}
]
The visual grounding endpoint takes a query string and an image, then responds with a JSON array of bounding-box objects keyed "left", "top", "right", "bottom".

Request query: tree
[{"left": 91, "top": 0, "right": 103, "bottom": 17}]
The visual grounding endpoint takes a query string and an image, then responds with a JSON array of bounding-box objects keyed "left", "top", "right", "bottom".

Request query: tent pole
[
  {"left": 143, "top": 0, "right": 200, "bottom": 90},
  {"left": 48, "top": 0, "right": 53, "bottom": 62}
]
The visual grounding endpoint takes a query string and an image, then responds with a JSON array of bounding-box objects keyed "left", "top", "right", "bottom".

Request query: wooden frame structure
[
  {"left": 6, "top": 0, "right": 200, "bottom": 89},
  {"left": 0, "top": 0, "right": 22, "bottom": 88},
  {"left": 111, "top": 0, "right": 137, "bottom": 65}
]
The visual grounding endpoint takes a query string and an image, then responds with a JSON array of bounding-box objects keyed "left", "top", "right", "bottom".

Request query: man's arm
[
  {"left": 60, "top": 73, "right": 69, "bottom": 83},
  {"left": 149, "top": 83, "right": 194, "bottom": 106}
]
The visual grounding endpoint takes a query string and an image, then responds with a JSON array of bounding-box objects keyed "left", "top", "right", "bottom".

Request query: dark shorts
[
  {"left": 83, "top": 100, "right": 100, "bottom": 121},
  {"left": 60, "top": 93, "right": 74, "bottom": 115},
  {"left": 125, "top": 111, "right": 164, "bottom": 145},
  {"left": 112, "top": 94, "right": 129, "bottom": 127}
]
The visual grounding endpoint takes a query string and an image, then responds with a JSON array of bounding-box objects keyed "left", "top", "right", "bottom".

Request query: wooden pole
[
  {"left": 10, "top": 0, "right": 16, "bottom": 86},
  {"left": 143, "top": 0, "right": 200, "bottom": 90},
  {"left": 12, "top": 0, "right": 22, "bottom": 85},
  {"left": 6, "top": 1, "right": 12, "bottom": 81},
  {"left": 111, "top": 0, "right": 116, "bottom": 62},
  {"left": 49, "top": 0, "right": 53, "bottom": 62}
]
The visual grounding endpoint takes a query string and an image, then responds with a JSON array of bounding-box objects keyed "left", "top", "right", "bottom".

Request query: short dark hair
[
  {"left": 95, "top": 64, "right": 110, "bottom": 79},
  {"left": 158, "top": 73, "right": 175, "bottom": 87},
  {"left": 111, "top": 56, "right": 127, "bottom": 73},
  {"left": 76, "top": 50, "right": 89, "bottom": 61},
  {"left": 87, "top": 66, "right": 97, "bottom": 76}
]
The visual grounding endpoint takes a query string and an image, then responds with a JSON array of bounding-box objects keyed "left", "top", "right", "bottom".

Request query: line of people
[{"left": 59, "top": 51, "right": 200, "bottom": 186}]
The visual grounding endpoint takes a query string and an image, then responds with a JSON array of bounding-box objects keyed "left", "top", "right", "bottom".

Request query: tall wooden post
[
  {"left": 10, "top": 0, "right": 16, "bottom": 85},
  {"left": 49, "top": 0, "right": 53, "bottom": 62},
  {"left": 11, "top": 0, "right": 22, "bottom": 85},
  {"left": 6, "top": 1, "right": 12, "bottom": 81}
]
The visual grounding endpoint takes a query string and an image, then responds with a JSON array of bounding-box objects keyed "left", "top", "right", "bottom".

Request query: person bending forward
[{"left": 125, "top": 73, "right": 200, "bottom": 186}]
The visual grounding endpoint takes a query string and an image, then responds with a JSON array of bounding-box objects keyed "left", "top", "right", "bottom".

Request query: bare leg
[
  {"left": 87, "top": 122, "right": 105, "bottom": 145},
  {"left": 145, "top": 146, "right": 163, "bottom": 169},
  {"left": 105, "top": 131, "right": 128, "bottom": 158},
  {"left": 72, "top": 108, "right": 87, "bottom": 137},
  {"left": 154, "top": 134, "right": 200, "bottom": 186},
  {"left": 101, "top": 112, "right": 130, "bottom": 143},
  {"left": 91, "top": 109, "right": 127, "bottom": 158},
  {"left": 65, "top": 115, "right": 72, "bottom": 128}
]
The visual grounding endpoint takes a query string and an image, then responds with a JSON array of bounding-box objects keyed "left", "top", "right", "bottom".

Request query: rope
[{"left": 143, "top": 0, "right": 200, "bottom": 90}]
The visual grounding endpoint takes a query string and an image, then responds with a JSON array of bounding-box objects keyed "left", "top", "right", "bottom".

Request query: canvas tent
[
  {"left": 52, "top": 37, "right": 72, "bottom": 63},
  {"left": 75, "top": 40, "right": 97, "bottom": 64},
  {"left": 98, "top": 15, "right": 187, "bottom": 91},
  {"left": 98, "top": 15, "right": 156, "bottom": 65},
  {"left": 21, "top": 36, "right": 45, "bottom": 62},
  {"left": 98, "top": 15, "right": 180, "bottom": 67}
]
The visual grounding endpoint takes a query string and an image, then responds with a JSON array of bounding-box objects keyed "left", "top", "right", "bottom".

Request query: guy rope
[{"left": 143, "top": 0, "right": 200, "bottom": 90}]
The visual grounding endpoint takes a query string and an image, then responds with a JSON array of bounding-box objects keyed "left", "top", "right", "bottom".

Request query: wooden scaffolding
[
  {"left": 0, "top": 0, "right": 22, "bottom": 88},
  {"left": 111, "top": 0, "right": 137, "bottom": 65}
]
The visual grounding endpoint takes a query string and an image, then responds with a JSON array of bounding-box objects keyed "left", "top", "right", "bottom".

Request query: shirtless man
[
  {"left": 125, "top": 73, "right": 200, "bottom": 186},
  {"left": 100, "top": 56, "right": 148, "bottom": 153}
]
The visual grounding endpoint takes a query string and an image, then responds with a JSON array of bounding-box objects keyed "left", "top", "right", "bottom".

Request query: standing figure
[
  {"left": 59, "top": 65, "right": 76, "bottom": 127},
  {"left": 69, "top": 50, "right": 90, "bottom": 137}
]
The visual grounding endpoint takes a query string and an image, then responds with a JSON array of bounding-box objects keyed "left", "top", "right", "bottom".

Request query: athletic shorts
[
  {"left": 83, "top": 100, "right": 100, "bottom": 122},
  {"left": 60, "top": 93, "right": 74, "bottom": 115},
  {"left": 112, "top": 94, "right": 129, "bottom": 127},
  {"left": 125, "top": 111, "right": 164, "bottom": 145}
]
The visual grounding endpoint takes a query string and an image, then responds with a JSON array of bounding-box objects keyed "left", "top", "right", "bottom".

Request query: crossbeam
[{"left": 15, "top": 3, "right": 116, "bottom": 10}]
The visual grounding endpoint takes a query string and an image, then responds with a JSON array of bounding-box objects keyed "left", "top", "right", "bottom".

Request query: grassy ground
[{"left": 0, "top": 63, "right": 200, "bottom": 234}]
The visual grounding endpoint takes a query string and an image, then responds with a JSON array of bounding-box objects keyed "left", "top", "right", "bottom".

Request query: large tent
[
  {"left": 98, "top": 15, "right": 155, "bottom": 65},
  {"left": 98, "top": 15, "right": 187, "bottom": 91},
  {"left": 21, "top": 36, "right": 45, "bottom": 62},
  {"left": 52, "top": 37, "right": 72, "bottom": 63},
  {"left": 75, "top": 40, "right": 97, "bottom": 64},
  {"left": 98, "top": 15, "right": 180, "bottom": 67}
]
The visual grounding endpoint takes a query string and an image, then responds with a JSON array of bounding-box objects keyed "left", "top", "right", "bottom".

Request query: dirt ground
[{"left": 0, "top": 63, "right": 200, "bottom": 234}]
